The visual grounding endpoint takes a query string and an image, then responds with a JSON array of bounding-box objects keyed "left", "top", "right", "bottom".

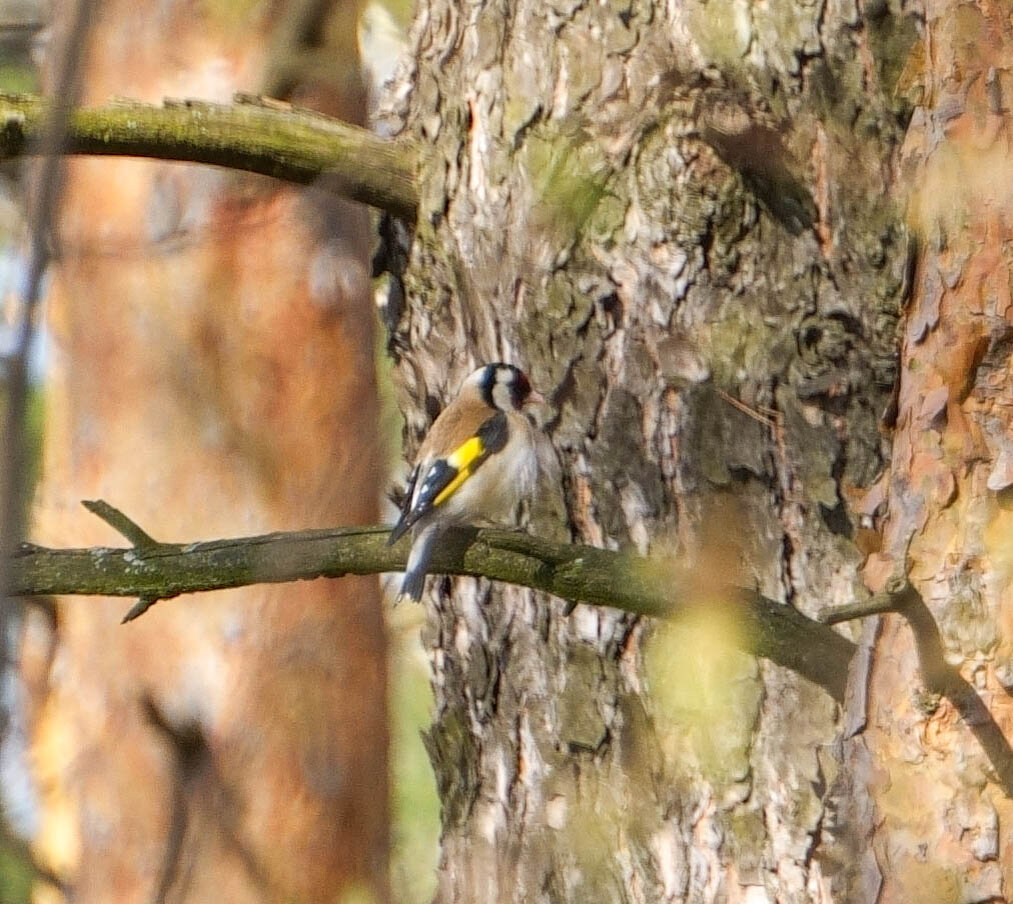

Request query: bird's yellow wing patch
[
  {"left": 446, "top": 435, "right": 486, "bottom": 471},
  {"left": 433, "top": 436, "right": 486, "bottom": 506}
]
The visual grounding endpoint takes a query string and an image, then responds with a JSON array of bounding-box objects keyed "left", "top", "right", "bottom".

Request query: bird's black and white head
[{"left": 464, "top": 363, "right": 543, "bottom": 412}]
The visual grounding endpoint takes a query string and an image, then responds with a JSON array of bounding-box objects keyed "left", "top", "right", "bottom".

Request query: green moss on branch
[
  {"left": 9, "top": 505, "right": 854, "bottom": 700},
  {"left": 0, "top": 93, "right": 419, "bottom": 219},
  {"left": 15, "top": 511, "right": 1013, "bottom": 788}
]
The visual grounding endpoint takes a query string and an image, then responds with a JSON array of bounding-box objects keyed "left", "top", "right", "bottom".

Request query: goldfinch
[{"left": 389, "top": 363, "right": 544, "bottom": 601}]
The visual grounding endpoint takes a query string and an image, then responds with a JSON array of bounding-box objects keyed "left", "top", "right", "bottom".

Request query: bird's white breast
[{"left": 439, "top": 413, "right": 537, "bottom": 525}]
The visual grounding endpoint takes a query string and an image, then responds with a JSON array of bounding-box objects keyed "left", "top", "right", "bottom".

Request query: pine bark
[
  {"left": 381, "top": 0, "right": 943, "bottom": 900},
  {"left": 857, "top": 3, "right": 1013, "bottom": 900}
]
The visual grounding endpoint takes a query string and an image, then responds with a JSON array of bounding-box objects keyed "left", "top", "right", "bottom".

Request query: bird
[{"left": 389, "top": 363, "right": 544, "bottom": 602}]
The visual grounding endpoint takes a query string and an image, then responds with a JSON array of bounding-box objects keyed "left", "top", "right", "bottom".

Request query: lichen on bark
[{"left": 380, "top": 0, "right": 918, "bottom": 899}]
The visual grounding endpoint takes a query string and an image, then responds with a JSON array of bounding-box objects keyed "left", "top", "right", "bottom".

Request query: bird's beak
[{"left": 526, "top": 390, "right": 547, "bottom": 407}]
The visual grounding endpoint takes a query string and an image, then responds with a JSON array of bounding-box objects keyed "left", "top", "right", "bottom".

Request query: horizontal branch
[
  {"left": 0, "top": 93, "right": 419, "bottom": 219},
  {"left": 13, "top": 504, "right": 1013, "bottom": 791},
  {"left": 9, "top": 503, "right": 854, "bottom": 700}
]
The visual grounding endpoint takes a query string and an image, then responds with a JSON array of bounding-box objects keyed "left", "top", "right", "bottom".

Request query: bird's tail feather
[{"left": 398, "top": 523, "right": 440, "bottom": 602}]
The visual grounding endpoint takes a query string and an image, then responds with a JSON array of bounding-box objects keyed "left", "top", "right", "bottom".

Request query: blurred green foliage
[
  {"left": 646, "top": 604, "right": 761, "bottom": 787},
  {"left": 376, "top": 307, "right": 439, "bottom": 904},
  {"left": 0, "top": 842, "right": 34, "bottom": 904},
  {"left": 0, "top": 62, "right": 35, "bottom": 94},
  {"left": 389, "top": 611, "right": 439, "bottom": 904},
  {"left": 0, "top": 13, "right": 43, "bottom": 895},
  {"left": 24, "top": 385, "right": 44, "bottom": 496}
]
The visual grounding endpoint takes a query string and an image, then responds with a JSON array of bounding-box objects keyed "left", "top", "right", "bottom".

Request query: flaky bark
[
  {"left": 381, "top": 0, "right": 921, "bottom": 901},
  {"left": 20, "top": 1, "right": 388, "bottom": 901},
  {"left": 855, "top": 3, "right": 1013, "bottom": 900}
]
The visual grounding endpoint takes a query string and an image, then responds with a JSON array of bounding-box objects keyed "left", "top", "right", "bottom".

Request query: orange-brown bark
[
  {"left": 866, "top": 2, "right": 1013, "bottom": 899},
  {"left": 21, "top": 2, "right": 387, "bottom": 901}
]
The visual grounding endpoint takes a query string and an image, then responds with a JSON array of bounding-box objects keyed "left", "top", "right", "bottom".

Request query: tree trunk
[
  {"left": 377, "top": 0, "right": 999, "bottom": 899},
  {"left": 19, "top": 2, "right": 389, "bottom": 901},
  {"left": 859, "top": 4, "right": 1013, "bottom": 901}
]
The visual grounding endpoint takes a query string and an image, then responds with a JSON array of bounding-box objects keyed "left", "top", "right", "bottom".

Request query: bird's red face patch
[{"left": 510, "top": 370, "right": 532, "bottom": 408}]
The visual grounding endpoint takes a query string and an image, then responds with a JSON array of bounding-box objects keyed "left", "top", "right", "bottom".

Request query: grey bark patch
[{"left": 381, "top": 0, "right": 915, "bottom": 895}]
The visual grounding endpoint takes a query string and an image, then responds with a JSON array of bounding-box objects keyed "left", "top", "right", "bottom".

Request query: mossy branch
[
  {"left": 14, "top": 501, "right": 1013, "bottom": 791},
  {"left": 0, "top": 93, "right": 419, "bottom": 219},
  {"left": 11, "top": 501, "right": 854, "bottom": 699}
]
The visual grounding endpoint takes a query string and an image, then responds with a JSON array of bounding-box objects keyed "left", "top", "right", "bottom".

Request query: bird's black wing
[
  {"left": 387, "top": 412, "right": 508, "bottom": 543},
  {"left": 388, "top": 463, "right": 419, "bottom": 545}
]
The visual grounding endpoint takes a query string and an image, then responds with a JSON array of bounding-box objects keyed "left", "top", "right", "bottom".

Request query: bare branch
[
  {"left": 817, "top": 590, "right": 906, "bottom": 624},
  {"left": 0, "top": 93, "right": 419, "bottom": 220},
  {"left": 8, "top": 501, "right": 855, "bottom": 700},
  {"left": 0, "top": 0, "right": 93, "bottom": 867},
  {"left": 13, "top": 503, "right": 1013, "bottom": 785}
]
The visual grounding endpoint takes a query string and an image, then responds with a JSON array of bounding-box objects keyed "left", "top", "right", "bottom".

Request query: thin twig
[
  {"left": 82, "top": 499, "right": 164, "bottom": 553},
  {"left": 818, "top": 592, "right": 906, "bottom": 624},
  {"left": 122, "top": 596, "right": 162, "bottom": 624},
  {"left": 80, "top": 501, "right": 171, "bottom": 620},
  {"left": 0, "top": 0, "right": 93, "bottom": 870},
  {"left": 715, "top": 387, "right": 777, "bottom": 427},
  {"left": 143, "top": 696, "right": 205, "bottom": 904},
  {"left": 824, "top": 579, "right": 1013, "bottom": 796},
  {"left": 0, "top": 4, "right": 92, "bottom": 610}
]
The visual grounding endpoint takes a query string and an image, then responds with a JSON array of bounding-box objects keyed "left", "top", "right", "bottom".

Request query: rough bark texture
[
  {"left": 19, "top": 1, "right": 389, "bottom": 901},
  {"left": 857, "top": 2, "right": 1013, "bottom": 901},
  {"left": 381, "top": 0, "right": 923, "bottom": 901}
]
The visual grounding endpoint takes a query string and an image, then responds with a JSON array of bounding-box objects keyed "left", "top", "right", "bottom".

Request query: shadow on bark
[{"left": 826, "top": 582, "right": 1013, "bottom": 798}]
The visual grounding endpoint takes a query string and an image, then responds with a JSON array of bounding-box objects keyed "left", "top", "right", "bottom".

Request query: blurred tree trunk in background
[
  {"left": 20, "top": 1, "right": 389, "bottom": 902},
  {"left": 383, "top": 0, "right": 1013, "bottom": 900}
]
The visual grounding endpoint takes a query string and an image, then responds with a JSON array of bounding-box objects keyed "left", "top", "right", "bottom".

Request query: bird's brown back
[{"left": 415, "top": 397, "right": 496, "bottom": 463}]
